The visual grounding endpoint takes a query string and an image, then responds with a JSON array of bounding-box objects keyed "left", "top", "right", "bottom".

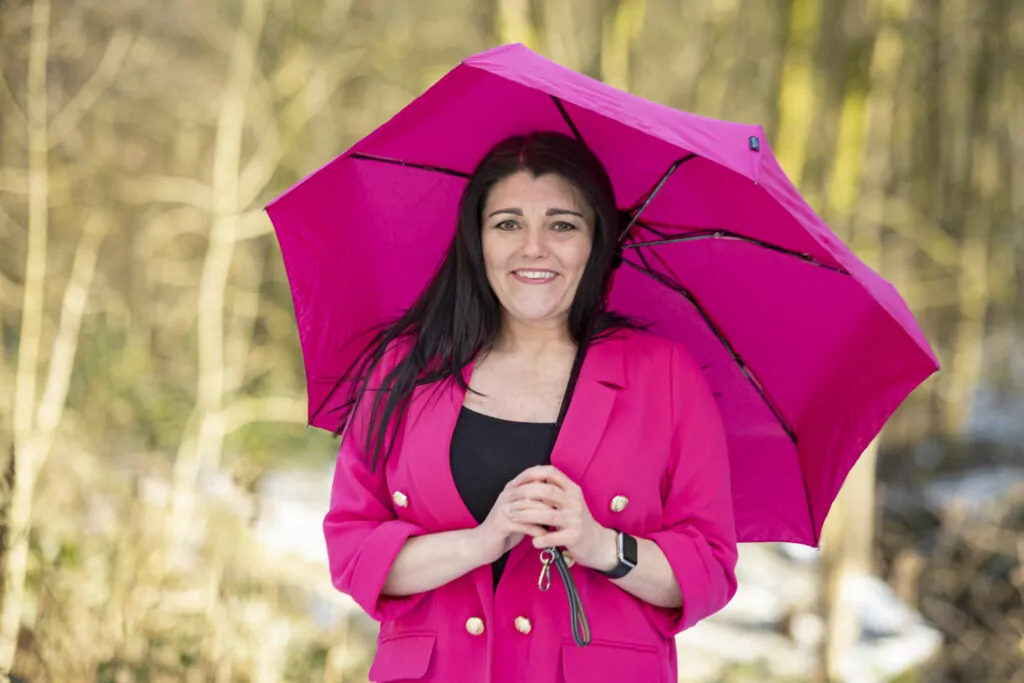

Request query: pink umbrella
[{"left": 266, "top": 43, "right": 938, "bottom": 547}]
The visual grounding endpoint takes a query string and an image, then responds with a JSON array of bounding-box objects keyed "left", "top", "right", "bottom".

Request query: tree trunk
[
  {"left": 600, "top": 0, "right": 646, "bottom": 92},
  {"left": 819, "top": 440, "right": 879, "bottom": 682},
  {"left": 938, "top": 0, "right": 1006, "bottom": 439},
  {"left": 0, "top": 0, "right": 51, "bottom": 670},
  {"left": 496, "top": 0, "right": 537, "bottom": 49},
  {"left": 818, "top": 0, "right": 913, "bottom": 678},
  {"left": 166, "top": 0, "right": 268, "bottom": 554},
  {"left": 690, "top": 0, "right": 739, "bottom": 118},
  {"left": 773, "top": 0, "right": 822, "bottom": 188}
]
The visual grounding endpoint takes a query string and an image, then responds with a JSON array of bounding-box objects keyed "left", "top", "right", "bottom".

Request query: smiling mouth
[{"left": 512, "top": 269, "right": 558, "bottom": 283}]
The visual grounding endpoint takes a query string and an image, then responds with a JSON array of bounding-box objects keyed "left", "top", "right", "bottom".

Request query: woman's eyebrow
[
  {"left": 487, "top": 208, "right": 523, "bottom": 217},
  {"left": 546, "top": 208, "right": 584, "bottom": 218}
]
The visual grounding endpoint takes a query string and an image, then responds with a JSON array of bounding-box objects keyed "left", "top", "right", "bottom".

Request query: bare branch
[
  {"left": 131, "top": 206, "right": 206, "bottom": 261},
  {"left": 2, "top": 164, "right": 104, "bottom": 199},
  {"left": 0, "top": 74, "right": 27, "bottom": 133},
  {"left": 0, "top": 201, "right": 26, "bottom": 235},
  {"left": 221, "top": 397, "right": 306, "bottom": 435},
  {"left": 234, "top": 210, "right": 274, "bottom": 241},
  {"left": 224, "top": 241, "right": 266, "bottom": 394},
  {"left": 33, "top": 211, "right": 110, "bottom": 449},
  {"left": 233, "top": 54, "right": 282, "bottom": 212},
  {"left": 894, "top": 276, "right": 962, "bottom": 311},
  {"left": 117, "top": 176, "right": 212, "bottom": 210},
  {"left": 882, "top": 196, "right": 962, "bottom": 271},
  {"left": 188, "top": 3, "right": 249, "bottom": 60},
  {"left": 236, "top": 48, "right": 365, "bottom": 212},
  {"left": 150, "top": 260, "right": 204, "bottom": 288},
  {"left": 48, "top": 29, "right": 134, "bottom": 149},
  {"left": 0, "top": 271, "right": 23, "bottom": 310},
  {"left": 268, "top": 44, "right": 314, "bottom": 102}
]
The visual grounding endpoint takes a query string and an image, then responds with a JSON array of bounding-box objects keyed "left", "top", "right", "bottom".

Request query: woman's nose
[{"left": 521, "top": 224, "right": 547, "bottom": 256}]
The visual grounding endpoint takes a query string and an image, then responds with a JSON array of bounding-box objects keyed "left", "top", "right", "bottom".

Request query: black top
[{"left": 450, "top": 406, "right": 555, "bottom": 586}]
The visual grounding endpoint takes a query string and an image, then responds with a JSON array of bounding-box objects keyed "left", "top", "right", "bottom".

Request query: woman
[{"left": 324, "top": 132, "right": 738, "bottom": 683}]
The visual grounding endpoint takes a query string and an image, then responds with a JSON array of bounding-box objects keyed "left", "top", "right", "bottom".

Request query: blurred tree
[
  {"left": 497, "top": 0, "right": 538, "bottom": 49},
  {"left": 820, "top": 0, "right": 915, "bottom": 677},
  {"left": 938, "top": 0, "right": 1012, "bottom": 441},
  {"left": 601, "top": 0, "right": 647, "bottom": 91},
  {"left": 165, "top": 0, "right": 273, "bottom": 562},
  {"left": 774, "top": 0, "right": 822, "bottom": 191},
  {"left": 0, "top": 0, "right": 123, "bottom": 672}
]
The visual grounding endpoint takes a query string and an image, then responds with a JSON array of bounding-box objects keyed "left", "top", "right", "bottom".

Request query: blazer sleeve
[
  {"left": 644, "top": 343, "right": 739, "bottom": 636},
  {"left": 322, "top": 351, "right": 430, "bottom": 623}
]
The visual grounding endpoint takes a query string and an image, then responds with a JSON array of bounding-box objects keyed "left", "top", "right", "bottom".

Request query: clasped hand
[{"left": 476, "top": 465, "right": 612, "bottom": 571}]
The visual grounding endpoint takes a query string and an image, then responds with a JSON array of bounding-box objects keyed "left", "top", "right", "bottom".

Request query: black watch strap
[{"left": 597, "top": 531, "right": 637, "bottom": 579}]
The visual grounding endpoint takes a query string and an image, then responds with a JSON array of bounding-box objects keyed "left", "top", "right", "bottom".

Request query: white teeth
[{"left": 514, "top": 270, "right": 556, "bottom": 280}]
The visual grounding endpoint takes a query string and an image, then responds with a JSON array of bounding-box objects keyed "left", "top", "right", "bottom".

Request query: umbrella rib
[
  {"left": 349, "top": 152, "right": 471, "bottom": 179},
  {"left": 621, "top": 155, "right": 699, "bottom": 243},
  {"left": 551, "top": 96, "right": 586, "bottom": 145},
  {"left": 620, "top": 257, "right": 798, "bottom": 445},
  {"left": 626, "top": 224, "right": 851, "bottom": 275}
]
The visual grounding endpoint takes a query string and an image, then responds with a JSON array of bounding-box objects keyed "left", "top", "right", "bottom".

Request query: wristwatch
[{"left": 597, "top": 530, "right": 637, "bottom": 579}]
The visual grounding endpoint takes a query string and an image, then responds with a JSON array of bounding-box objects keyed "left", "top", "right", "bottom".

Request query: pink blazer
[{"left": 324, "top": 329, "right": 738, "bottom": 683}]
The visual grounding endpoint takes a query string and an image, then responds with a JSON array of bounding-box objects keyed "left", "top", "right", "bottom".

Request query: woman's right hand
[{"left": 474, "top": 480, "right": 549, "bottom": 565}]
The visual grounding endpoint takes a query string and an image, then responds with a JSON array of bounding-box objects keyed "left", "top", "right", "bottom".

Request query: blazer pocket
[
  {"left": 560, "top": 640, "right": 664, "bottom": 683},
  {"left": 368, "top": 633, "right": 436, "bottom": 682}
]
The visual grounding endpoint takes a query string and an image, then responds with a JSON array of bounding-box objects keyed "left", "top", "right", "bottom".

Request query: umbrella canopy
[{"left": 266, "top": 43, "right": 939, "bottom": 546}]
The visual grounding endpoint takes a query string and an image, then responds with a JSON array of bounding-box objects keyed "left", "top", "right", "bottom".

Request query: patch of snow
[
  {"left": 252, "top": 466, "right": 333, "bottom": 565},
  {"left": 676, "top": 552, "right": 942, "bottom": 682},
  {"left": 922, "top": 467, "right": 1024, "bottom": 517}
]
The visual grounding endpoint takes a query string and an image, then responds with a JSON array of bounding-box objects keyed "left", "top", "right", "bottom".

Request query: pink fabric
[
  {"left": 324, "top": 330, "right": 737, "bottom": 682},
  {"left": 269, "top": 43, "right": 939, "bottom": 547}
]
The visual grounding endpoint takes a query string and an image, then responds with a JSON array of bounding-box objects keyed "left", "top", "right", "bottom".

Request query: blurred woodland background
[{"left": 1, "top": 0, "right": 1022, "bottom": 681}]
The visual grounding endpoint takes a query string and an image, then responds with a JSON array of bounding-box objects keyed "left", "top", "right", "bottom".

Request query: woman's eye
[
  {"left": 496, "top": 219, "right": 518, "bottom": 231},
  {"left": 552, "top": 221, "right": 576, "bottom": 232}
]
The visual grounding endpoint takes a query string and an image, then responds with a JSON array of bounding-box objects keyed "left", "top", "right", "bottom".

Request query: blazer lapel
[
  {"left": 399, "top": 368, "right": 497, "bottom": 610},
  {"left": 401, "top": 369, "right": 479, "bottom": 532},
  {"left": 550, "top": 333, "right": 628, "bottom": 477},
  {"left": 549, "top": 377, "right": 617, "bottom": 481}
]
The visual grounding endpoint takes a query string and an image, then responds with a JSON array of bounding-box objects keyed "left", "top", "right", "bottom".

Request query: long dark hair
[{"left": 337, "top": 131, "right": 639, "bottom": 470}]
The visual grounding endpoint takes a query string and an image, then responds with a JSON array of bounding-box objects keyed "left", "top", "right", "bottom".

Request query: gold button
[
  {"left": 610, "top": 495, "right": 629, "bottom": 512},
  {"left": 465, "top": 617, "right": 485, "bottom": 636},
  {"left": 392, "top": 491, "right": 409, "bottom": 508},
  {"left": 514, "top": 616, "right": 532, "bottom": 634}
]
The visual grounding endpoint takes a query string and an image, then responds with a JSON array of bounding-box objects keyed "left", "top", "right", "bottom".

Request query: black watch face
[{"left": 621, "top": 533, "right": 638, "bottom": 566}]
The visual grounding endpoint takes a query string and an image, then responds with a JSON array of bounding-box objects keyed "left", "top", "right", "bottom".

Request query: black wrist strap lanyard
[{"left": 538, "top": 337, "right": 592, "bottom": 647}]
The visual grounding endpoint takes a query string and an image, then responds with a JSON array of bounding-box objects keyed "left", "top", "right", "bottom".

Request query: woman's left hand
[{"left": 505, "top": 465, "right": 615, "bottom": 571}]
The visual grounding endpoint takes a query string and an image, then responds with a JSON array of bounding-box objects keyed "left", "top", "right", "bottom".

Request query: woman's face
[{"left": 481, "top": 171, "right": 595, "bottom": 331}]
